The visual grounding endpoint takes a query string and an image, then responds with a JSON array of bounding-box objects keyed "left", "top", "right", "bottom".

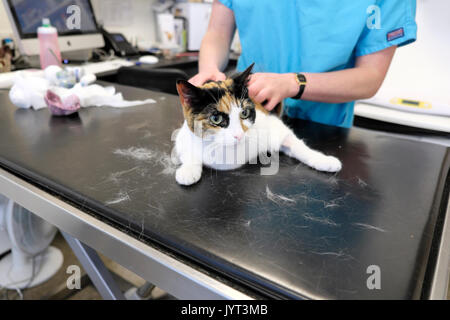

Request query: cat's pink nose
[{"left": 234, "top": 133, "right": 244, "bottom": 141}]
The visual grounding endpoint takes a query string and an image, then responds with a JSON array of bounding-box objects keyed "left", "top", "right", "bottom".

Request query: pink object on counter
[
  {"left": 38, "top": 18, "right": 61, "bottom": 69},
  {"left": 45, "top": 90, "right": 80, "bottom": 116}
]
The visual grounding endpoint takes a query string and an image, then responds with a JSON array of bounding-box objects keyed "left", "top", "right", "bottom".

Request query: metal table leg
[{"left": 61, "top": 231, "right": 125, "bottom": 300}]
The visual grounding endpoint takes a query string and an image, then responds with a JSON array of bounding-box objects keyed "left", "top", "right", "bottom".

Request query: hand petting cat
[
  {"left": 190, "top": 70, "right": 300, "bottom": 113},
  {"left": 247, "top": 73, "right": 300, "bottom": 112},
  {"left": 189, "top": 68, "right": 226, "bottom": 87}
]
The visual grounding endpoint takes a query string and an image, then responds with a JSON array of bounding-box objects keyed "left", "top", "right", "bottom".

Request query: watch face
[{"left": 297, "top": 73, "right": 306, "bottom": 83}]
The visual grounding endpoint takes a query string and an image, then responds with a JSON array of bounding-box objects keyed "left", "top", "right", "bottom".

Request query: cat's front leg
[
  {"left": 175, "top": 147, "right": 202, "bottom": 186},
  {"left": 175, "top": 124, "right": 203, "bottom": 185},
  {"left": 176, "top": 163, "right": 202, "bottom": 186},
  {"left": 281, "top": 134, "right": 342, "bottom": 172}
]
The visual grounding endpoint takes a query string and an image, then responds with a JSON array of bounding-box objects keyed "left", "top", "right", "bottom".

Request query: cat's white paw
[
  {"left": 176, "top": 164, "right": 202, "bottom": 185},
  {"left": 309, "top": 155, "right": 342, "bottom": 172}
]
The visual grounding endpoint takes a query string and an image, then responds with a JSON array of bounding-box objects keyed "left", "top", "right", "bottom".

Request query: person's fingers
[
  {"left": 247, "top": 74, "right": 255, "bottom": 86},
  {"left": 188, "top": 76, "right": 201, "bottom": 86},
  {"left": 195, "top": 74, "right": 211, "bottom": 85},
  {"left": 248, "top": 80, "right": 265, "bottom": 98},
  {"left": 254, "top": 89, "right": 269, "bottom": 104},
  {"left": 247, "top": 73, "right": 260, "bottom": 86},
  {"left": 264, "top": 97, "right": 280, "bottom": 111},
  {"left": 215, "top": 73, "right": 226, "bottom": 81},
  {"left": 247, "top": 84, "right": 258, "bottom": 99},
  {"left": 189, "top": 72, "right": 226, "bottom": 86}
]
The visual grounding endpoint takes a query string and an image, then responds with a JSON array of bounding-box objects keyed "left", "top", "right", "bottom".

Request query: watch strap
[{"left": 292, "top": 73, "right": 307, "bottom": 100}]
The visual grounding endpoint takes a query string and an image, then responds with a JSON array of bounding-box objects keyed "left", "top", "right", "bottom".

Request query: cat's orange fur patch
[
  {"left": 254, "top": 101, "right": 283, "bottom": 117},
  {"left": 240, "top": 118, "right": 249, "bottom": 132}
]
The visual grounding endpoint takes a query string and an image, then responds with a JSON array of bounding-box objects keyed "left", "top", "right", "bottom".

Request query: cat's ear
[
  {"left": 176, "top": 79, "right": 202, "bottom": 108},
  {"left": 232, "top": 63, "right": 255, "bottom": 88}
]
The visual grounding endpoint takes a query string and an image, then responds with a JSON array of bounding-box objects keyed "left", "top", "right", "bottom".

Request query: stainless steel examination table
[{"left": 0, "top": 83, "right": 449, "bottom": 300}]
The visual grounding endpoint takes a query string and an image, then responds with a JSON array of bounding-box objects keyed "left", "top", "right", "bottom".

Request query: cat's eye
[
  {"left": 210, "top": 114, "right": 223, "bottom": 125},
  {"left": 240, "top": 109, "right": 251, "bottom": 119}
]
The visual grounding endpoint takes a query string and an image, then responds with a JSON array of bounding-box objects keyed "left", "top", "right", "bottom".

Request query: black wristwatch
[{"left": 291, "top": 73, "right": 307, "bottom": 100}]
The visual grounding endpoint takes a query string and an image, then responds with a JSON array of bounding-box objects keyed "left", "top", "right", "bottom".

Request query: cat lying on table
[{"left": 174, "top": 64, "right": 342, "bottom": 186}]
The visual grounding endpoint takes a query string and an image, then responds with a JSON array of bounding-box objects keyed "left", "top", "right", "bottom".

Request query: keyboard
[
  {"left": 0, "top": 59, "right": 135, "bottom": 89},
  {"left": 81, "top": 59, "right": 134, "bottom": 75}
]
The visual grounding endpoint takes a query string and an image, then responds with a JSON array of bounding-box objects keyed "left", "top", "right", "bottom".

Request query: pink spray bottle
[{"left": 37, "top": 18, "right": 62, "bottom": 69}]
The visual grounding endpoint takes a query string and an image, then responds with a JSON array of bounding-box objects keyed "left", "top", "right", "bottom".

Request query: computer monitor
[{"left": 2, "top": 0, "right": 104, "bottom": 59}]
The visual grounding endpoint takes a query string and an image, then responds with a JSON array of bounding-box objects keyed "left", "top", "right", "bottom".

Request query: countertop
[{"left": 0, "top": 83, "right": 448, "bottom": 299}]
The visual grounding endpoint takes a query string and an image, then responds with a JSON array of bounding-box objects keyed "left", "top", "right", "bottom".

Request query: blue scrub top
[{"left": 219, "top": 0, "right": 417, "bottom": 128}]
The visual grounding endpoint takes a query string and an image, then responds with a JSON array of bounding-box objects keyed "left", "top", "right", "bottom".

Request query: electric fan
[
  {"left": 0, "top": 194, "right": 11, "bottom": 255},
  {"left": 0, "top": 196, "right": 63, "bottom": 289}
]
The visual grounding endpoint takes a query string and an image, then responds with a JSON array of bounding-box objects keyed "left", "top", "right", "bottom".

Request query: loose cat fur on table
[{"left": 174, "top": 63, "right": 342, "bottom": 186}]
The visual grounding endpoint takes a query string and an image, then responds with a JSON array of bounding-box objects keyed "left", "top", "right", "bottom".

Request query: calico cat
[{"left": 174, "top": 64, "right": 342, "bottom": 186}]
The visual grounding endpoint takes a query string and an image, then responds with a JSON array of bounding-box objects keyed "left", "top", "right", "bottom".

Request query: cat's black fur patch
[
  {"left": 177, "top": 80, "right": 226, "bottom": 114},
  {"left": 231, "top": 63, "right": 254, "bottom": 99},
  {"left": 203, "top": 86, "right": 227, "bottom": 106},
  {"left": 246, "top": 107, "right": 256, "bottom": 123}
]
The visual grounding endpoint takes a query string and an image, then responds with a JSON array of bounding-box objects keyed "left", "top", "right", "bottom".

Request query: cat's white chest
[
  {"left": 201, "top": 135, "right": 256, "bottom": 170},
  {"left": 175, "top": 111, "right": 278, "bottom": 171}
]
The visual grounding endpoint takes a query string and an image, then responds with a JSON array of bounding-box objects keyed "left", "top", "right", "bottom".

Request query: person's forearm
[
  {"left": 248, "top": 66, "right": 387, "bottom": 110},
  {"left": 198, "top": 30, "right": 232, "bottom": 73},
  {"left": 248, "top": 44, "right": 396, "bottom": 110},
  {"left": 300, "top": 66, "right": 386, "bottom": 103},
  {"left": 300, "top": 46, "right": 396, "bottom": 103}
]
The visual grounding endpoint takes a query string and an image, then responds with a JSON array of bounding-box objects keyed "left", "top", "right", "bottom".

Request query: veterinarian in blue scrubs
[{"left": 190, "top": 0, "right": 417, "bottom": 128}]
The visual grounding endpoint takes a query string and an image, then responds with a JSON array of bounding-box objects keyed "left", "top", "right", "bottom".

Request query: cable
[
  {"left": 0, "top": 249, "right": 44, "bottom": 300},
  {"left": 0, "top": 203, "right": 56, "bottom": 300},
  {"left": 0, "top": 256, "right": 33, "bottom": 300},
  {"left": 0, "top": 249, "right": 11, "bottom": 262}
]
